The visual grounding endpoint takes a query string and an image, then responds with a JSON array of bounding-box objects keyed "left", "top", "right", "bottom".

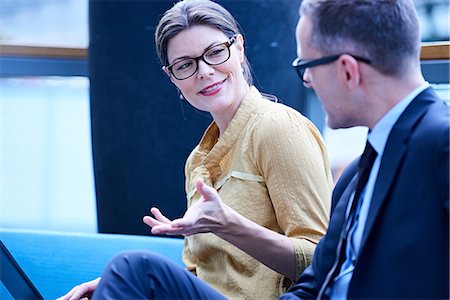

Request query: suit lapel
[
  {"left": 359, "top": 88, "right": 438, "bottom": 250},
  {"left": 318, "top": 172, "right": 358, "bottom": 297}
]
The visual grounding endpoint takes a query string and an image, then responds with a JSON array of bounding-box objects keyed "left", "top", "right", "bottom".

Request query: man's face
[{"left": 295, "top": 16, "right": 355, "bottom": 129}]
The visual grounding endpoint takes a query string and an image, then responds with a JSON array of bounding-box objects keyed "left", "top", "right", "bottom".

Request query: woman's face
[{"left": 165, "top": 25, "right": 248, "bottom": 117}]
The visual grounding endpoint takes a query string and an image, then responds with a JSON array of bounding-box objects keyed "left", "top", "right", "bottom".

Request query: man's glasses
[
  {"left": 292, "top": 54, "right": 372, "bottom": 83},
  {"left": 166, "top": 36, "right": 236, "bottom": 80}
]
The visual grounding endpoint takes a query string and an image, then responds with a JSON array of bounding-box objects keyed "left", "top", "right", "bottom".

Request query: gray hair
[
  {"left": 155, "top": 0, "right": 253, "bottom": 85},
  {"left": 300, "top": 0, "right": 421, "bottom": 76}
]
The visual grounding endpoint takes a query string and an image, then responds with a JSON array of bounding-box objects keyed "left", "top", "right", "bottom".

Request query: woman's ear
[
  {"left": 162, "top": 66, "right": 175, "bottom": 83},
  {"left": 235, "top": 34, "right": 245, "bottom": 63}
]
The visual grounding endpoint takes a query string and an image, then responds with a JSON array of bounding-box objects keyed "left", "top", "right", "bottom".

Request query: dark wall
[
  {"left": 89, "top": 0, "right": 306, "bottom": 235},
  {"left": 217, "top": 0, "right": 304, "bottom": 107}
]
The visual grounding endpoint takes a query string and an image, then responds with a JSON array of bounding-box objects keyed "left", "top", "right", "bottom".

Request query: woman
[{"left": 59, "top": 0, "right": 332, "bottom": 299}]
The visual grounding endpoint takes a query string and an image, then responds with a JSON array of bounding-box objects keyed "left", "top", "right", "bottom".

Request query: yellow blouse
[{"left": 183, "top": 86, "right": 332, "bottom": 300}]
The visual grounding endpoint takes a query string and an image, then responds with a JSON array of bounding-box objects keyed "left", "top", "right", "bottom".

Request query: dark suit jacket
[{"left": 280, "top": 87, "right": 449, "bottom": 299}]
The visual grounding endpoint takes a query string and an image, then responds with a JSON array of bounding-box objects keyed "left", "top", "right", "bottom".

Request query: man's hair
[
  {"left": 155, "top": 0, "right": 253, "bottom": 85},
  {"left": 300, "top": 0, "right": 421, "bottom": 76}
]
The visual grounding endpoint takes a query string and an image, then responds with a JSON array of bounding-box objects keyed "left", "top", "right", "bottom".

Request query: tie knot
[{"left": 359, "top": 141, "right": 377, "bottom": 169}]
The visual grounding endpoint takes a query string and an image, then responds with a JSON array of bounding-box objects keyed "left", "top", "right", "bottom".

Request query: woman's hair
[
  {"left": 155, "top": 0, "right": 253, "bottom": 85},
  {"left": 300, "top": 0, "right": 421, "bottom": 76}
]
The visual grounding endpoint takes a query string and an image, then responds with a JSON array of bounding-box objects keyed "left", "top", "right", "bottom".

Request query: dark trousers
[{"left": 92, "top": 251, "right": 226, "bottom": 300}]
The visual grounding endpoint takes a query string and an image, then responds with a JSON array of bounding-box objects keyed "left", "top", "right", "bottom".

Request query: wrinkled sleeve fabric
[
  {"left": 252, "top": 108, "right": 333, "bottom": 281},
  {"left": 182, "top": 148, "right": 201, "bottom": 275}
]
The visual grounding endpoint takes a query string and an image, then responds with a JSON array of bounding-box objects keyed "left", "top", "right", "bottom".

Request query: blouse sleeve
[
  {"left": 252, "top": 107, "right": 333, "bottom": 279},
  {"left": 181, "top": 149, "right": 199, "bottom": 275},
  {"left": 182, "top": 147, "right": 215, "bottom": 275}
]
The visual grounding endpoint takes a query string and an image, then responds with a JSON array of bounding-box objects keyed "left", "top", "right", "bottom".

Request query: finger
[
  {"left": 69, "top": 287, "right": 90, "bottom": 300},
  {"left": 150, "top": 207, "right": 172, "bottom": 223},
  {"left": 56, "top": 285, "right": 78, "bottom": 300},
  {"left": 68, "top": 288, "right": 86, "bottom": 300},
  {"left": 151, "top": 224, "right": 184, "bottom": 235},
  {"left": 196, "top": 179, "right": 217, "bottom": 200},
  {"left": 142, "top": 216, "right": 163, "bottom": 227},
  {"left": 143, "top": 215, "right": 162, "bottom": 227},
  {"left": 69, "top": 277, "right": 99, "bottom": 300},
  {"left": 171, "top": 218, "right": 193, "bottom": 228}
]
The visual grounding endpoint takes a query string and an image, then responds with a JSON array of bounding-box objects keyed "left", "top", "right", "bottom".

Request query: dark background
[{"left": 89, "top": 0, "right": 308, "bottom": 235}]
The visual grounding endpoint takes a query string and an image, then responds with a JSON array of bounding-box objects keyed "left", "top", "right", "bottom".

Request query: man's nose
[{"left": 303, "top": 68, "right": 313, "bottom": 89}]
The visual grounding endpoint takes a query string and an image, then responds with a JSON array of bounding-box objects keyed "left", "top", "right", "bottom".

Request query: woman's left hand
[
  {"left": 143, "top": 179, "right": 228, "bottom": 236},
  {"left": 144, "top": 178, "right": 297, "bottom": 279}
]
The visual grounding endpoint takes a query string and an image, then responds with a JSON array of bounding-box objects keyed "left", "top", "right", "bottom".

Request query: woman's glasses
[{"left": 166, "top": 36, "right": 236, "bottom": 80}]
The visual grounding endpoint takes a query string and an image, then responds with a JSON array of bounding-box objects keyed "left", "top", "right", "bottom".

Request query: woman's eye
[
  {"left": 176, "top": 61, "right": 193, "bottom": 71},
  {"left": 207, "top": 47, "right": 225, "bottom": 57}
]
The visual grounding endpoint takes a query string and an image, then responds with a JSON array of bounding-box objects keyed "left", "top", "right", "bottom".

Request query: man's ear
[{"left": 339, "top": 54, "right": 361, "bottom": 89}]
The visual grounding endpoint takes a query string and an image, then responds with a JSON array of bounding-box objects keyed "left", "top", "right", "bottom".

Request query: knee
[{"left": 105, "top": 250, "right": 171, "bottom": 275}]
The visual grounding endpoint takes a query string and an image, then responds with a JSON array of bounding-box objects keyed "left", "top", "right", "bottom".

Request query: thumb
[{"left": 196, "top": 178, "right": 217, "bottom": 201}]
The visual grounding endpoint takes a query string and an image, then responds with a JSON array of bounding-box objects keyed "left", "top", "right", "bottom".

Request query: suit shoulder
[
  {"left": 414, "top": 100, "right": 449, "bottom": 144},
  {"left": 331, "top": 159, "right": 358, "bottom": 211}
]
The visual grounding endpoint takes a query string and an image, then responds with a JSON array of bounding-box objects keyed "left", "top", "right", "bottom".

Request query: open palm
[{"left": 143, "top": 179, "right": 227, "bottom": 236}]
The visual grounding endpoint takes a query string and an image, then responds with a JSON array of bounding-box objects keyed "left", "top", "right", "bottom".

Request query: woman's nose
[{"left": 197, "top": 59, "right": 215, "bottom": 79}]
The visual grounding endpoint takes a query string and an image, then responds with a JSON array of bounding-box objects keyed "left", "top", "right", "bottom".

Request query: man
[{"left": 281, "top": 0, "right": 449, "bottom": 299}]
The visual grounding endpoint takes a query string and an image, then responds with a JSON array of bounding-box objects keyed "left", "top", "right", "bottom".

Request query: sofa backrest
[{"left": 0, "top": 228, "right": 184, "bottom": 299}]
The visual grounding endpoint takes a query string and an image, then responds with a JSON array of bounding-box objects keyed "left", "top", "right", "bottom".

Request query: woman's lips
[{"left": 199, "top": 79, "right": 226, "bottom": 96}]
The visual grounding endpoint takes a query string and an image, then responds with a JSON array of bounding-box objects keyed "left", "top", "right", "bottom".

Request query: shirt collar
[{"left": 368, "top": 82, "right": 430, "bottom": 156}]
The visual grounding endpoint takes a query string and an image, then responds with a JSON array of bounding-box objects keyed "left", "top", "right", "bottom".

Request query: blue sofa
[{"left": 0, "top": 228, "right": 185, "bottom": 299}]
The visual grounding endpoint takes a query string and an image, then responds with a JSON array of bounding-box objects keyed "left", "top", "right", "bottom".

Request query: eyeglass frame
[
  {"left": 165, "top": 36, "right": 237, "bottom": 80},
  {"left": 292, "top": 54, "right": 372, "bottom": 83}
]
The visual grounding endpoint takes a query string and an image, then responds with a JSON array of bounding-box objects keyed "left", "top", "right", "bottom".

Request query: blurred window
[
  {"left": 1, "top": 77, "right": 96, "bottom": 232},
  {"left": 0, "top": 0, "right": 88, "bottom": 47},
  {"left": 0, "top": 0, "right": 95, "bottom": 232},
  {"left": 414, "top": 0, "right": 450, "bottom": 42}
]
